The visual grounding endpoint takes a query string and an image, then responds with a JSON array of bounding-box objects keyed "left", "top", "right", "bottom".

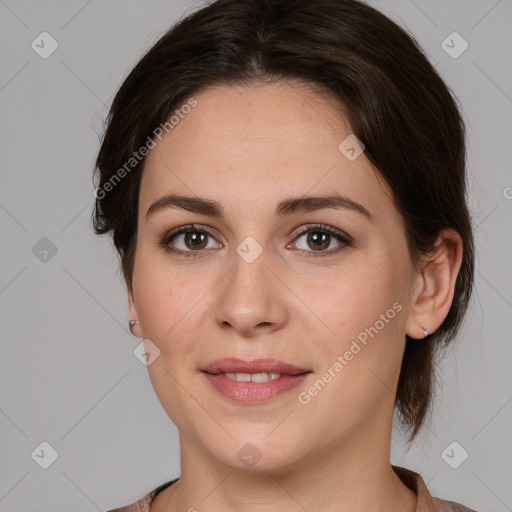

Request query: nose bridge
[
  {"left": 214, "top": 237, "right": 286, "bottom": 333},
  {"left": 228, "top": 241, "right": 272, "bottom": 308}
]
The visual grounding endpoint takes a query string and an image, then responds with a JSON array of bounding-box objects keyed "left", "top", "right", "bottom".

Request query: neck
[{"left": 153, "top": 415, "right": 417, "bottom": 512}]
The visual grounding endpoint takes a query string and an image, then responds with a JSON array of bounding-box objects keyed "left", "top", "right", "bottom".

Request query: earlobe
[
  {"left": 127, "top": 285, "right": 143, "bottom": 338},
  {"left": 405, "top": 229, "right": 463, "bottom": 340}
]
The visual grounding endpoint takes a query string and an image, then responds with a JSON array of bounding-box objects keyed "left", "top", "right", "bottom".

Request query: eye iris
[
  {"left": 185, "top": 231, "right": 207, "bottom": 250},
  {"left": 308, "top": 231, "right": 329, "bottom": 251}
]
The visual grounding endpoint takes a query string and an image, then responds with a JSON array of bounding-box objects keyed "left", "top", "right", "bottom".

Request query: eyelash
[{"left": 160, "top": 223, "right": 353, "bottom": 259}]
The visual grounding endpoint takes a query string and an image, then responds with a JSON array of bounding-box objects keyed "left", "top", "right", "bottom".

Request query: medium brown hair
[{"left": 93, "top": 0, "right": 474, "bottom": 443}]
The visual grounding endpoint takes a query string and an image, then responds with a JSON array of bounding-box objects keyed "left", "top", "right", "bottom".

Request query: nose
[{"left": 213, "top": 248, "right": 289, "bottom": 337}]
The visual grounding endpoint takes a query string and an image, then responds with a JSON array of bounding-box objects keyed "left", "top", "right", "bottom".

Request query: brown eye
[
  {"left": 305, "top": 231, "right": 331, "bottom": 251},
  {"left": 289, "top": 224, "right": 353, "bottom": 257},
  {"left": 182, "top": 231, "right": 208, "bottom": 250},
  {"left": 161, "top": 224, "right": 222, "bottom": 257}
]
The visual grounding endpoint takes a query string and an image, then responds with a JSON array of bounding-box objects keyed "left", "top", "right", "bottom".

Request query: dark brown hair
[{"left": 93, "top": 0, "right": 474, "bottom": 443}]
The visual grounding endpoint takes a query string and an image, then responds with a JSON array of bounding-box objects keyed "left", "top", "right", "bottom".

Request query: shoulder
[
  {"left": 432, "top": 496, "right": 478, "bottom": 512},
  {"left": 104, "top": 478, "right": 179, "bottom": 512},
  {"left": 392, "top": 465, "right": 479, "bottom": 512},
  {"left": 104, "top": 495, "right": 150, "bottom": 512}
]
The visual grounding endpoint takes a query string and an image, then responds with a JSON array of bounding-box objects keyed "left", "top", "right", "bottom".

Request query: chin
[{"left": 203, "top": 433, "right": 311, "bottom": 474}]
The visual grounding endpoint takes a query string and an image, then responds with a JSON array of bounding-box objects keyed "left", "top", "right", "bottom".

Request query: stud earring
[
  {"left": 422, "top": 326, "right": 429, "bottom": 338},
  {"left": 129, "top": 320, "right": 140, "bottom": 335}
]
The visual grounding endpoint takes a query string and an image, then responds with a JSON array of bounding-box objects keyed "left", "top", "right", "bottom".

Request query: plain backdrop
[{"left": 0, "top": 0, "right": 511, "bottom": 511}]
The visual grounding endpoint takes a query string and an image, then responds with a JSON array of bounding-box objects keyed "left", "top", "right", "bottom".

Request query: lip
[
  {"left": 201, "top": 358, "right": 311, "bottom": 403},
  {"left": 201, "top": 358, "right": 310, "bottom": 376},
  {"left": 203, "top": 373, "right": 310, "bottom": 403}
]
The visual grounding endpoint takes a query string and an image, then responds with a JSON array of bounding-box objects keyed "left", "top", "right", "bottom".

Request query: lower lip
[{"left": 203, "top": 372, "right": 310, "bottom": 403}]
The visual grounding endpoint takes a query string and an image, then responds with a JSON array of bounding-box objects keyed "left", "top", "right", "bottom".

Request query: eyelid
[
  {"left": 160, "top": 223, "right": 222, "bottom": 250},
  {"left": 292, "top": 223, "right": 352, "bottom": 244},
  {"left": 162, "top": 223, "right": 218, "bottom": 240}
]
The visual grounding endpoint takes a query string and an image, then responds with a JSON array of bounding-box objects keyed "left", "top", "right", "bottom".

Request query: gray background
[{"left": 0, "top": 0, "right": 511, "bottom": 510}]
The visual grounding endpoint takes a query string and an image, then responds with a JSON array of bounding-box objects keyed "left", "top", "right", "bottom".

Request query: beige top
[{"left": 106, "top": 465, "right": 477, "bottom": 512}]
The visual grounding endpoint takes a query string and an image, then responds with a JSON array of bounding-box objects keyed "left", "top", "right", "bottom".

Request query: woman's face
[{"left": 129, "top": 82, "right": 420, "bottom": 471}]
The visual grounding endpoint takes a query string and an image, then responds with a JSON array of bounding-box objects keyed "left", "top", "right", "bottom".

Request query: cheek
[
  {"left": 132, "top": 257, "right": 202, "bottom": 424},
  {"left": 302, "top": 257, "right": 404, "bottom": 342},
  {"left": 131, "top": 248, "right": 218, "bottom": 370},
  {"left": 297, "top": 269, "right": 407, "bottom": 434},
  {"left": 298, "top": 253, "right": 409, "bottom": 405},
  {"left": 131, "top": 250, "right": 185, "bottom": 347}
]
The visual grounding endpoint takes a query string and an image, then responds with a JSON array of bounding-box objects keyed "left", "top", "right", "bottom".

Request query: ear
[
  {"left": 405, "top": 229, "right": 463, "bottom": 339},
  {"left": 127, "top": 283, "right": 143, "bottom": 338}
]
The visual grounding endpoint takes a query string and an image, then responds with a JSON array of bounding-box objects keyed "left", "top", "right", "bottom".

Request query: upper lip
[{"left": 201, "top": 358, "right": 311, "bottom": 376}]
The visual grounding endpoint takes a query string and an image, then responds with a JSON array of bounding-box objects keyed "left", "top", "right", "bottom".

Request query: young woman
[{"left": 95, "top": 1, "right": 476, "bottom": 510}]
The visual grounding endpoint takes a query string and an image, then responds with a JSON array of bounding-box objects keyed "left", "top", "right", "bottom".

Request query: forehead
[{"left": 139, "top": 82, "right": 393, "bottom": 221}]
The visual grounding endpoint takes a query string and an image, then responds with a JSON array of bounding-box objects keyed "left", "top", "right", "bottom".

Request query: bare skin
[{"left": 127, "top": 81, "right": 463, "bottom": 512}]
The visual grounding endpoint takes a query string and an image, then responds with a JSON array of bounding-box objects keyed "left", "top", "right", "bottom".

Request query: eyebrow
[{"left": 146, "top": 193, "right": 372, "bottom": 220}]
